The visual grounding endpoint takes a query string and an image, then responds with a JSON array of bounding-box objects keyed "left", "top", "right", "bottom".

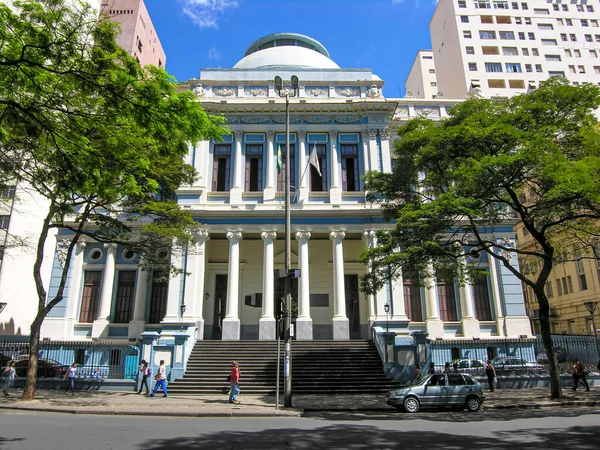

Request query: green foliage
[{"left": 361, "top": 77, "right": 600, "bottom": 295}]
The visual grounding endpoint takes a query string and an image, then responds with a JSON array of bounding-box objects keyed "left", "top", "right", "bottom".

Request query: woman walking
[
  {"left": 229, "top": 360, "right": 241, "bottom": 404},
  {"left": 2, "top": 361, "right": 15, "bottom": 397},
  {"left": 64, "top": 363, "right": 77, "bottom": 395},
  {"left": 137, "top": 360, "right": 151, "bottom": 395},
  {"left": 485, "top": 360, "right": 496, "bottom": 392}
]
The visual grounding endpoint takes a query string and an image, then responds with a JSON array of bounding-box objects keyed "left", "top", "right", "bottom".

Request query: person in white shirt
[
  {"left": 150, "top": 360, "right": 168, "bottom": 398},
  {"left": 64, "top": 363, "right": 77, "bottom": 395},
  {"left": 2, "top": 361, "right": 15, "bottom": 397}
]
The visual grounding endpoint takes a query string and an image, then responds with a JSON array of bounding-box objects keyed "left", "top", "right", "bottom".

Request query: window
[
  {"left": 403, "top": 274, "right": 423, "bottom": 322},
  {"left": 521, "top": 2, "right": 528, "bottom": 10},
  {"left": 423, "top": 55, "right": 433, "bottom": 60},
  {"left": 528, "top": 32, "right": 535, "bottom": 40},
  {"left": 473, "top": 275, "right": 493, "bottom": 321},
  {"left": 482, "top": 46, "right": 499, "bottom": 55},
  {"left": 79, "top": 271, "right": 101, "bottom": 323},
  {"left": 574, "top": 49, "right": 581, "bottom": 57},
  {"left": 552, "top": 3, "right": 558, "bottom": 11},
  {"left": 533, "top": 8, "right": 549, "bottom": 15},
  {"left": 562, "top": 4, "right": 568, "bottom": 12},
  {"left": 245, "top": 143, "right": 264, "bottom": 192},
  {"left": 582, "top": 20, "right": 589, "bottom": 28},
  {"left": 525, "top": 64, "right": 532, "bottom": 72},
  {"left": 522, "top": 48, "right": 529, "bottom": 56},
  {"left": 506, "top": 63, "right": 522, "bottom": 72},
  {"left": 148, "top": 271, "right": 168, "bottom": 323},
  {"left": 429, "top": 69, "right": 436, "bottom": 73},
  {"left": 0, "top": 186, "right": 16, "bottom": 199},
  {"left": 567, "top": 275, "right": 573, "bottom": 293},
  {"left": 481, "top": 15, "right": 494, "bottom": 23},
  {"left": 430, "top": 81, "right": 437, "bottom": 87},
  {"left": 532, "top": 48, "right": 539, "bottom": 56},
  {"left": 468, "top": 62, "right": 478, "bottom": 71},
  {"left": 570, "top": 33, "right": 577, "bottom": 42},
  {"left": 341, "top": 144, "right": 359, "bottom": 192},
  {"left": 525, "top": 17, "right": 531, "bottom": 25},
  {"left": 136, "top": 37, "right": 142, "bottom": 53},
  {"left": 0, "top": 215, "right": 9, "bottom": 230},
  {"left": 461, "top": 15, "right": 469, "bottom": 23},
  {"left": 578, "top": 65, "right": 586, "bottom": 74},
  {"left": 548, "top": 71, "right": 565, "bottom": 77},
  {"left": 458, "top": 0, "right": 466, "bottom": 7},
  {"left": 590, "top": 50, "right": 598, "bottom": 58},
  {"left": 309, "top": 143, "right": 328, "bottom": 192},
  {"left": 448, "top": 374, "right": 466, "bottom": 386},
  {"left": 577, "top": 5, "right": 584, "bottom": 13},
  {"left": 569, "top": 65, "right": 576, "bottom": 73},
  {"left": 463, "top": 30, "right": 472, "bottom": 38},
  {"left": 276, "top": 143, "right": 296, "bottom": 191},
  {"left": 593, "top": 20, "right": 599, "bottom": 28},
  {"left": 565, "top": 49, "right": 572, "bottom": 57},
  {"left": 538, "top": 23, "right": 553, "bottom": 30},
  {"left": 475, "top": 1, "right": 491, "bottom": 8},
  {"left": 545, "top": 55, "right": 561, "bottom": 62},
  {"left": 480, "top": 30, "right": 496, "bottom": 39},
  {"left": 515, "top": 17, "right": 522, "bottom": 24},
  {"left": 437, "top": 272, "right": 457, "bottom": 322},
  {"left": 485, "top": 62, "right": 503, "bottom": 72},
  {"left": 545, "top": 281, "right": 553, "bottom": 298},
  {"left": 113, "top": 270, "right": 136, "bottom": 323},
  {"left": 596, "top": 35, "right": 600, "bottom": 42},
  {"left": 493, "top": 1, "right": 508, "bottom": 9},
  {"left": 557, "top": 18, "right": 563, "bottom": 26},
  {"left": 585, "top": 34, "right": 593, "bottom": 43},
  {"left": 212, "top": 143, "right": 231, "bottom": 192},
  {"left": 518, "top": 32, "right": 526, "bottom": 40},
  {"left": 466, "top": 46, "right": 475, "bottom": 54},
  {"left": 541, "top": 39, "right": 557, "bottom": 46},
  {"left": 556, "top": 279, "right": 563, "bottom": 296},
  {"left": 535, "top": 64, "right": 542, "bottom": 72},
  {"left": 566, "top": 19, "right": 572, "bottom": 26},
  {"left": 496, "top": 15, "right": 511, "bottom": 24},
  {"left": 587, "top": 5, "right": 594, "bottom": 13},
  {"left": 560, "top": 33, "right": 567, "bottom": 42},
  {"left": 511, "top": 2, "right": 518, "bottom": 8},
  {"left": 595, "top": 66, "right": 600, "bottom": 75},
  {"left": 499, "top": 31, "right": 515, "bottom": 40}
]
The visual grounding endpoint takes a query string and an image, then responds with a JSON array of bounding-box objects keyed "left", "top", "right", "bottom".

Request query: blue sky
[{"left": 144, "top": 0, "right": 439, "bottom": 97}]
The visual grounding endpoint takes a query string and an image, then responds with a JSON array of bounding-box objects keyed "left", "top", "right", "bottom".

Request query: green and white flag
[{"left": 276, "top": 144, "right": 282, "bottom": 174}]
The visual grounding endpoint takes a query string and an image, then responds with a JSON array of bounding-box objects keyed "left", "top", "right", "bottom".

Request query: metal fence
[
  {"left": 0, "top": 337, "right": 139, "bottom": 380},
  {"left": 533, "top": 334, "right": 600, "bottom": 374}
]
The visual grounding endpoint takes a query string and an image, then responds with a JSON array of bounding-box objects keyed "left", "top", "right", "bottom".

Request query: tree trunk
[
  {"left": 21, "top": 314, "right": 44, "bottom": 400},
  {"left": 536, "top": 290, "right": 562, "bottom": 399}
]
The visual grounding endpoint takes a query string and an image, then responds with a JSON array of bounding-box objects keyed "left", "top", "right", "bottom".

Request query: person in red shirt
[{"left": 228, "top": 361, "right": 240, "bottom": 404}]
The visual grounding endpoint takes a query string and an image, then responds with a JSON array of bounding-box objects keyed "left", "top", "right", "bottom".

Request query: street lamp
[
  {"left": 274, "top": 74, "right": 299, "bottom": 408},
  {"left": 384, "top": 303, "right": 390, "bottom": 333},
  {"left": 179, "top": 302, "right": 186, "bottom": 332},
  {"left": 583, "top": 301, "right": 600, "bottom": 359}
]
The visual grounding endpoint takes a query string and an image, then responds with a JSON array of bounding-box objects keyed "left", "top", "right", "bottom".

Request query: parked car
[
  {"left": 536, "top": 347, "right": 568, "bottom": 363},
  {"left": 491, "top": 357, "right": 545, "bottom": 374},
  {"left": 14, "top": 359, "right": 69, "bottom": 378},
  {"left": 386, "top": 373, "right": 485, "bottom": 413},
  {"left": 451, "top": 358, "right": 486, "bottom": 373}
]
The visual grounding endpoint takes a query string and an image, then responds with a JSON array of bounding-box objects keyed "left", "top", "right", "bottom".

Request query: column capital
[
  {"left": 329, "top": 230, "right": 346, "bottom": 241},
  {"left": 295, "top": 230, "right": 311, "bottom": 241},
  {"left": 361, "top": 129, "right": 370, "bottom": 140},
  {"left": 362, "top": 229, "right": 377, "bottom": 240},
  {"left": 192, "top": 228, "right": 210, "bottom": 243},
  {"left": 226, "top": 230, "right": 243, "bottom": 241},
  {"left": 379, "top": 127, "right": 391, "bottom": 139},
  {"left": 260, "top": 230, "right": 277, "bottom": 241},
  {"left": 266, "top": 130, "right": 275, "bottom": 140},
  {"left": 234, "top": 130, "right": 244, "bottom": 141},
  {"left": 297, "top": 130, "right": 307, "bottom": 140},
  {"left": 328, "top": 129, "right": 338, "bottom": 141},
  {"left": 103, "top": 243, "right": 118, "bottom": 251},
  {"left": 77, "top": 240, "right": 88, "bottom": 251},
  {"left": 366, "top": 128, "right": 378, "bottom": 139}
]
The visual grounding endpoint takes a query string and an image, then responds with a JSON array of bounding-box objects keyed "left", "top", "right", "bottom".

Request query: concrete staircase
[{"left": 167, "top": 340, "right": 399, "bottom": 395}]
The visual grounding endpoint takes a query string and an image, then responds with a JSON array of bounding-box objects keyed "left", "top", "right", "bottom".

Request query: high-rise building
[
  {"left": 405, "top": 50, "right": 440, "bottom": 99},
  {"left": 426, "top": 0, "right": 600, "bottom": 99},
  {"left": 101, "top": 0, "right": 165, "bottom": 69}
]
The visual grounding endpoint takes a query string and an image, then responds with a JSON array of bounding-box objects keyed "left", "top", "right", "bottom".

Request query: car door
[
  {"left": 446, "top": 374, "right": 469, "bottom": 405},
  {"left": 422, "top": 374, "right": 448, "bottom": 406}
]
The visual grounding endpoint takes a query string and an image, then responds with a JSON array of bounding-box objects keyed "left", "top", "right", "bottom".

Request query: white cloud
[
  {"left": 208, "top": 47, "right": 222, "bottom": 61},
  {"left": 179, "top": 0, "right": 239, "bottom": 29}
]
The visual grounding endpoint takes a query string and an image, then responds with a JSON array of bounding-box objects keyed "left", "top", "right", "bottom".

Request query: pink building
[{"left": 101, "top": 0, "right": 166, "bottom": 69}]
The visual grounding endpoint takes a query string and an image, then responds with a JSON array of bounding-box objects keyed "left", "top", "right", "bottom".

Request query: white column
[
  {"left": 230, "top": 130, "right": 244, "bottom": 203},
  {"left": 329, "top": 129, "right": 342, "bottom": 203},
  {"left": 391, "top": 268, "right": 408, "bottom": 321},
  {"left": 362, "top": 230, "right": 377, "bottom": 322},
  {"left": 296, "top": 230, "right": 313, "bottom": 340},
  {"left": 424, "top": 261, "right": 444, "bottom": 338},
  {"left": 367, "top": 128, "right": 379, "bottom": 173},
  {"left": 361, "top": 130, "right": 371, "bottom": 193},
  {"left": 222, "top": 230, "right": 242, "bottom": 340},
  {"left": 91, "top": 243, "right": 117, "bottom": 338},
  {"left": 163, "top": 246, "right": 184, "bottom": 323},
  {"left": 264, "top": 130, "right": 276, "bottom": 202},
  {"left": 297, "top": 130, "right": 308, "bottom": 203},
  {"left": 186, "top": 229, "right": 209, "bottom": 339},
  {"left": 458, "top": 250, "right": 480, "bottom": 337},
  {"left": 379, "top": 128, "right": 392, "bottom": 173},
  {"left": 65, "top": 241, "right": 87, "bottom": 338},
  {"left": 330, "top": 230, "right": 349, "bottom": 340},
  {"left": 259, "top": 230, "right": 276, "bottom": 340},
  {"left": 488, "top": 250, "right": 506, "bottom": 336},
  {"left": 128, "top": 263, "right": 149, "bottom": 339}
]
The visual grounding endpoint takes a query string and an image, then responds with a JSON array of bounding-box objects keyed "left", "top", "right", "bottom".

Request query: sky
[{"left": 143, "top": 0, "right": 439, "bottom": 97}]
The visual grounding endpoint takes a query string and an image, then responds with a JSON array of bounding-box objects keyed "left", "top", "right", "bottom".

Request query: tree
[
  {"left": 361, "top": 78, "right": 600, "bottom": 399},
  {"left": 0, "top": 0, "right": 226, "bottom": 399}
]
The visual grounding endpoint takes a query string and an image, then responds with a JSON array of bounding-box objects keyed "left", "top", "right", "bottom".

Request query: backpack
[{"left": 147, "top": 367, "right": 152, "bottom": 376}]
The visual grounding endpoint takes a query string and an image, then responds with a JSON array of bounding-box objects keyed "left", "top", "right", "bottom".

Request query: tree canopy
[
  {"left": 361, "top": 77, "right": 600, "bottom": 398},
  {"left": 0, "top": 0, "right": 226, "bottom": 399}
]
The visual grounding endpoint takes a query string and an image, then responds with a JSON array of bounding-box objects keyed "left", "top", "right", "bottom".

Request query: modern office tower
[
  {"left": 101, "top": 0, "right": 166, "bottom": 68},
  {"left": 428, "top": 0, "right": 600, "bottom": 99}
]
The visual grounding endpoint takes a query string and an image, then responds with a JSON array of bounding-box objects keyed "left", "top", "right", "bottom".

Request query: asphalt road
[{"left": 1, "top": 408, "right": 599, "bottom": 450}]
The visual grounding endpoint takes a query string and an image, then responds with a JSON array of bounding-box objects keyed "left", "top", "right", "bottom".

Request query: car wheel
[
  {"left": 465, "top": 396, "right": 481, "bottom": 412},
  {"left": 403, "top": 397, "right": 420, "bottom": 413}
]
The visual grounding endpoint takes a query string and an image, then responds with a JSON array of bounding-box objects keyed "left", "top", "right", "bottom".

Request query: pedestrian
[
  {"left": 572, "top": 359, "right": 590, "bottom": 391},
  {"left": 413, "top": 363, "right": 421, "bottom": 383},
  {"left": 64, "top": 362, "right": 77, "bottom": 395},
  {"left": 2, "top": 360, "right": 15, "bottom": 397},
  {"left": 443, "top": 362, "right": 451, "bottom": 373},
  {"left": 229, "top": 360, "right": 241, "bottom": 404},
  {"left": 89, "top": 367, "right": 100, "bottom": 378},
  {"left": 138, "top": 360, "right": 151, "bottom": 395},
  {"left": 452, "top": 362, "right": 459, "bottom": 373},
  {"left": 150, "top": 360, "right": 168, "bottom": 398},
  {"left": 485, "top": 360, "right": 496, "bottom": 392},
  {"left": 428, "top": 362, "right": 436, "bottom": 375}
]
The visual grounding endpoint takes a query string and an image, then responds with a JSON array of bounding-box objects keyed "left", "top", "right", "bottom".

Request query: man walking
[
  {"left": 572, "top": 359, "right": 590, "bottom": 391},
  {"left": 150, "top": 360, "right": 168, "bottom": 398},
  {"left": 2, "top": 361, "right": 15, "bottom": 397},
  {"left": 229, "top": 360, "right": 240, "bottom": 404}
]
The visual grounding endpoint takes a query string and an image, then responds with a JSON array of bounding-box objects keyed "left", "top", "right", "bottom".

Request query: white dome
[{"left": 233, "top": 46, "right": 340, "bottom": 69}]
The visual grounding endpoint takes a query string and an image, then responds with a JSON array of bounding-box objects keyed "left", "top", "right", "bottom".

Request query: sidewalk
[{"left": 0, "top": 388, "right": 599, "bottom": 417}]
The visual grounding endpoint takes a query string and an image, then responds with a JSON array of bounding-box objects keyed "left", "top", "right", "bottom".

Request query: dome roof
[{"left": 233, "top": 33, "right": 340, "bottom": 69}]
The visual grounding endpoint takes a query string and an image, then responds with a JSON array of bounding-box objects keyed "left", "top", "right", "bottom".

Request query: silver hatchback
[{"left": 386, "top": 373, "right": 485, "bottom": 413}]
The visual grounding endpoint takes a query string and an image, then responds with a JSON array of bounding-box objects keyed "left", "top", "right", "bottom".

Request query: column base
[
  {"left": 295, "top": 317, "right": 313, "bottom": 340},
  {"left": 425, "top": 319, "right": 444, "bottom": 339},
  {"left": 259, "top": 317, "right": 276, "bottom": 340},
  {"left": 128, "top": 320, "right": 146, "bottom": 339},
  {"left": 193, "top": 319, "right": 205, "bottom": 340},
  {"left": 230, "top": 187, "right": 243, "bottom": 204},
  {"left": 263, "top": 187, "right": 276, "bottom": 203},
  {"left": 332, "top": 317, "right": 349, "bottom": 340},
  {"left": 495, "top": 317, "right": 506, "bottom": 337},
  {"left": 91, "top": 318, "right": 109, "bottom": 339},
  {"left": 329, "top": 187, "right": 342, "bottom": 204},
  {"left": 221, "top": 317, "right": 241, "bottom": 340},
  {"left": 504, "top": 316, "right": 532, "bottom": 337},
  {"left": 297, "top": 187, "right": 309, "bottom": 205},
  {"left": 461, "top": 318, "right": 481, "bottom": 338}
]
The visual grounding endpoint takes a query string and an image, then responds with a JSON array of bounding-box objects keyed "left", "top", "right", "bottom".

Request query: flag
[
  {"left": 276, "top": 144, "right": 282, "bottom": 174},
  {"left": 308, "top": 143, "right": 321, "bottom": 177}
]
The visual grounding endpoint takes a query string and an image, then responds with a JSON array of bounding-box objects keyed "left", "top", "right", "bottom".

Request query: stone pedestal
[
  {"left": 461, "top": 318, "right": 481, "bottom": 338},
  {"left": 425, "top": 319, "right": 444, "bottom": 339},
  {"left": 259, "top": 317, "right": 276, "bottom": 340},
  {"left": 222, "top": 317, "right": 240, "bottom": 340},
  {"left": 295, "top": 317, "right": 313, "bottom": 340},
  {"left": 332, "top": 317, "right": 349, "bottom": 340}
]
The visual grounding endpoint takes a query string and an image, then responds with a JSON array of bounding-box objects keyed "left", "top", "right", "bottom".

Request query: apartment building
[
  {"left": 405, "top": 50, "right": 440, "bottom": 99},
  {"left": 428, "top": 0, "right": 600, "bottom": 99}
]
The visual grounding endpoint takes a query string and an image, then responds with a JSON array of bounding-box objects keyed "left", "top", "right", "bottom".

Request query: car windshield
[{"left": 412, "top": 375, "right": 432, "bottom": 386}]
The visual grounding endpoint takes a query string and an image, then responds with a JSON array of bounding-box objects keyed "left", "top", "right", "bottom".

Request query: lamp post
[
  {"left": 583, "top": 301, "right": 600, "bottom": 359},
  {"left": 274, "top": 74, "right": 298, "bottom": 408},
  {"left": 179, "top": 303, "right": 186, "bottom": 332},
  {"left": 384, "top": 303, "right": 390, "bottom": 333}
]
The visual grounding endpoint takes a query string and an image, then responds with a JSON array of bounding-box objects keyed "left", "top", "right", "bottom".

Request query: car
[
  {"left": 491, "top": 357, "right": 545, "bottom": 374},
  {"left": 451, "top": 358, "right": 486, "bottom": 373},
  {"left": 14, "top": 359, "right": 70, "bottom": 378},
  {"left": 386, "top": 373, "right": 485, "bottom": 413},
  {"left": 536, "top": 347, "right": 568, "bottom": 363}
]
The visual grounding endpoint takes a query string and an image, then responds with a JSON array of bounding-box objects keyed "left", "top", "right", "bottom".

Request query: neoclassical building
[{"left": 1, "top": 33, "right": 532, "bottom": 350}]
